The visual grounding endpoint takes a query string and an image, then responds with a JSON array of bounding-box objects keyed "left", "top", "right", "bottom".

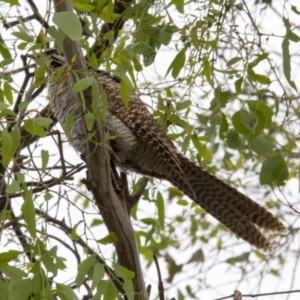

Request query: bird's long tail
[{"left": 168, "top": 155, "right": 287, "bottom": 252}]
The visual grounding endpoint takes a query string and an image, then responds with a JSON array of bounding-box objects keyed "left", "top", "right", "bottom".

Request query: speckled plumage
[{"left": 48, "top": 63, "right": 287, "bottom": 252}]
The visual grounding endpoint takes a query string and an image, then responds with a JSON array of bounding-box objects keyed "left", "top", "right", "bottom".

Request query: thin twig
[
  {"left": 89, "top": 0, "right": 134, "bottom": 61},
  {"left": 132, "top": 177, "right": 149, "bottom": 203},
  {"left": 35, "top": 209, "right": 126, "bottom": 295},
  {"left": 153, "top": 254, "right": 165, "bottom": 300},
  {"left": 13, "top": 55, "right": 34, "bottom": 115},
  {"left": 0, "top": 165, "right": 85, "bottom": 202},
  {"left": 213, "top": 289, "right": 300, "bottom": 300},
  {"left": 27, "top": 0, "right": 50, "bottom": 29},
  {"left": 3, "top": 15, "right": 36, "bottom": 29}
]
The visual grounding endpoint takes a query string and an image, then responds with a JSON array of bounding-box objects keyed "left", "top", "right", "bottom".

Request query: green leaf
[
  {"left": 298, "top": 164, "right": 300, "bottom": 193},
  {"left": 156, "top": 192, "right": 165, "bottom": 228},
  {"left": 123, "top": 279, "right": 134, "bottom": 300},
  {"left": 44, "top": 190, "right": 53, "bottom": 201},
  {"left": 31, "top": 273, "right": 46, "bottom": 296},
  {"left": 93, "top": 280, "right": 109, "bottom": 298},
  {"left": 84, "top": 112, "right": 95, "bottom": 132},
  {"left": 32, "top": 64, "right": 46, "bottom": 87},
  {"left": 1, "top": 0, "right": 19, "bottom": 5},
  {"left": 287, "top": 31, "right": 300, "bottom": 42},
  {"left": 235, "top": 78, "right": 243, "bottom": 94},
  {"left": 232, "top": 109, "right": 254, "bottom": 136},
  {"left": 97, "top": 232, "right": 118, "bottom": 245},
  {"left": 10, "top": 125, "right": 21, "bottom": 157},
  {"left": 282, "top": 18, "right": 297, "bottom": 91},
  {"left": 71, "top": 221, "right": 83, "bottom": 241},
  {"left": 97, "top": 280, "right": 117, "bottom": 299},
  {"left": 225, "top": 253, "right": 249, "bottom": 265},
  {"left": 165, "top": 48, "right": 186, "bottom": 79},
  {"left": 0, "top": 281, "right": 8, "bottom": 300},
  {"left": 99, "top": 85, "right": 108, "bottom": 122},
  {"left": 0, "top": 33, "right": 12, "bottom": 60},
  {"left": 22, "top": 189, "right": 36, "bottom": 238},
  {"left": 248, "top": 53, "right": 269, "bottom": 68},
  {"left": 247, "top": 100, "right": 273, "bottom": 128},
  {"left": 247, "top": 68, "right": 271, "bottom": 85},
  {"left": 172, "top": 0, "right": 184, "bottom": 13},
  {"left": 35, "top": 29, "right": 52, "bottom": 49},
  {"left": 73, "top": 2, "right": 95, "bottom": 12},
  {"left": 24, "top": 117, "right": 52, "bottom": 137},
  {"left": 0, "top": 34, "right": 13, "bottom": 66},
  {"left": 75, "top": 254, "right": 96, "bottom": 286},
  {"left": 91, "top": 263, "right": 105, "bottom": 291},
  {"left": 99, "top": 0, "right": 115, "bottom": 23},
  {"left": 56, "top": 283, "right": 79, "bottom": 300},
  {"left": 0, "top": 102, "right": 9, "bottom": 111},
  {"left": 219, "top": 113, "right": 229, "bottom": 139},
  {"left": 226, "top": 130, "right": 242, "bottom": 149},
  {"left": 65, "top": 110, "right": 75, "bottom": 139},
  {"left": 53, "top": 12, "right": 82, "bottom": 41},
  {"left": 1, "top": 125, "right": 20, "bottom": 167},
  {"left": 0, "top": 265, "right": 26, "bottom": 280},
  {"left": 90, "top": 218, "right": 103, "bottom": 227},
  {"left": 72, "top": 77, "right": 94, "bottom": 92},
  {"left": 176, "top": 100, "right": 191, "bottom": 111},
  {"left": 1, "top": 128, "right": 12, "bottom": 166},
  {"left": 120, "top": 79, "right": 130, "bottom": 107},
  {"left": 270, "top": 269, "right": 280, "bottom": 276},
  {"left": 114, "top": 263, "right": 135, "bottom": 281},
  {"left": 47, "top": 26, "right": 65, "bottom": 53},
  {"left": 226, "top": 57, "right": 242, "bottom": 67},
  {"left": 30, "top": 116, "right": 52, "bottom": 127},
  {"left": 187, "top": 248, "right": 205, "bottom": 263},
  {"left": 141, "top": 218, "right": 156, "bottom": 226},
  {"left": 0, "top": 251, "right": 20, "bottom": 265},
  {"left": 41, "top": 254, "right": 57, "bottom": 275},
  {"left": 17, "top": 102, "right": 28, "bottom": 112},
  {"left": 291, "top": 5, "right": 300, "bottom": 15},
  {"left": 17, "top": 42, "right": 27, "bottom": 50},
  {"left": 4, "top": 82, "right": 13, "bottom": 104},
  {"left": 202, "top": 56, "right": 213, "bottom": 86},
  {"left": 254, "top": 250, "right": 266, "bottom": 260},
  {"left": 9, "top": 278, "right": 33, "bottom": 300},
  {"left": 177, "top": 199, "right": 188, "bottom": 206},
  {"left": 56, "top": 257, "right": 67, "bottom": 271},
  {"left": 91, "top": 79, "right": 100, "bottom": 113},
  {"left": 249, "top": 136, "right": 274, "bottom": 156},
  {"left": 145, "top": 226, "right": 155, "bottom": 245},
  {"left": 235, "top": 155, "right": 243, "bottom": 169},
  {"left": 11, "top": 26, "right": 34, "bottom": 43},
  {"left": 6, "top": 172, "right": 24, "bottom": 194},
  {"left": 159, "top": 25, "right": 174, "bottom": 46},
  {"left": 6, "top": 180, "right": 21, "bottom": 194},
  {"left": 191, "top": 135, "right": 212, "bottom": 163},
  {"left": 24, "top": 119, "right": 46, "bottom": 137},
  {"left": 41, "top": 150, "right": 49, "bottom": 172},
  {"left": 260, "top": 154, "right": 289, "bottom": 186},
  {"left": 214, "top": 87, "right": 232, "bottom": 105}
]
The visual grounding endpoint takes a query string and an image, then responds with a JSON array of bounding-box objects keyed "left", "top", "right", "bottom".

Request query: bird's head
[
  {"left": 44, "top": 48, "right": 66, "bottom": 69},
  {"left": 26, "top": 48, "right": 66, "bottom": 71}
]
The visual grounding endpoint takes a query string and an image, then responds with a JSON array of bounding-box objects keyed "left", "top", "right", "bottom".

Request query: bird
[{"left": 47, "top": 54, "right": 287, "bottom": 252}]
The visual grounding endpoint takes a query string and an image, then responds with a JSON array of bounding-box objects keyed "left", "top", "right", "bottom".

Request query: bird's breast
[{"left": 48, "top": 76, "right": 139, "bottom": 163}]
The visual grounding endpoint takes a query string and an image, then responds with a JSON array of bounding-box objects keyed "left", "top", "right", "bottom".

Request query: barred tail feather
[{"left": 169, "top": 155, "right": 287, "bottom": 252}]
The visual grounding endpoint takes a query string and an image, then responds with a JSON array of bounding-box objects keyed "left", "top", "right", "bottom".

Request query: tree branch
[
  {"left": 52, "top": 1, "right": 147, "bottom": 298},
  {"left": 89, "top": 0, "right": 135, "bottom": 61}
]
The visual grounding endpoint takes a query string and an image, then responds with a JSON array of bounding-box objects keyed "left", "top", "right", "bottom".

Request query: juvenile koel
[{"left": 48, "top": 56, "right": 287, "bottom": 252}]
